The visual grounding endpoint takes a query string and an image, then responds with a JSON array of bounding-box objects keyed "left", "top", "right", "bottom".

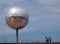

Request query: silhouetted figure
[
  {"left": 50, "top": 39, "right": 51, "bottom": 43},
  {"left": 48, "top": 36, "right": 51, "bottom": 43},
  {"left": 45, "top": 37, "right": 49, "bottom": 43},
  {"left": 45, "top": 36, "right": 51, "bottom": 43}
]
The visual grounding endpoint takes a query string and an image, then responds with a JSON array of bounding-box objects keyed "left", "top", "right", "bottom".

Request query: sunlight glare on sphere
[
  {"left": 6, "top": 7, "right": 28, "bottom": 18},
  {"left": 10, "top": 8, "right": 17, "bottom": 14}
]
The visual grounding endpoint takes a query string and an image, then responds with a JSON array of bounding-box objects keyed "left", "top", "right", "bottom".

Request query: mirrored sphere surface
[{"left": 6, "top": 7, "right": 29, "bottom": 29}]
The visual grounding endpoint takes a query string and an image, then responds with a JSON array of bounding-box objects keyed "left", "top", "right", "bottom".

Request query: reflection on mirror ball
[{"left": 6, "top": 7, "right": 29, "bottom": 29}]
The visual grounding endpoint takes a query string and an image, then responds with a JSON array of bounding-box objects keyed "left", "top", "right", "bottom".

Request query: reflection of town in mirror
[{"left": 6, "top": 16, "right": 28, "bottom": 29}]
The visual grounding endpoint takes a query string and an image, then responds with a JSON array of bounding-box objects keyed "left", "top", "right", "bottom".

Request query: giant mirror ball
[{"left": 6, "top": 7, "right": 29, "bottom": 29}]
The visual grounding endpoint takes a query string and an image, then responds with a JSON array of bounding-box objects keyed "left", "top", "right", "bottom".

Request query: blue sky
[{"left": 0, "top": 0, "right": 60, "bottom": 42}]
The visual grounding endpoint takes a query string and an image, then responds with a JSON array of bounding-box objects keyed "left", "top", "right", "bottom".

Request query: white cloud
[
  {"left": 34, "top": 0, "right": 60, "bottom": 14},
  {"left": 48, "top": 7, "right": 60, "bottom": 14},
  {"left": 35, "top": 0, "right": 60, "bottom": 5}
]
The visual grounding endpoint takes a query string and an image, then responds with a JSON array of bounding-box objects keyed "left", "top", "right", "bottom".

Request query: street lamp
[{"left": 6, "top": 7, "right": 29, "bottom": 44}]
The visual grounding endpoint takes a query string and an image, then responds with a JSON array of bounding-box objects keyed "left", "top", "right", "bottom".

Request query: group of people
[{"left": 45, "top": 36, "right": 51, "bottom": 43}]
